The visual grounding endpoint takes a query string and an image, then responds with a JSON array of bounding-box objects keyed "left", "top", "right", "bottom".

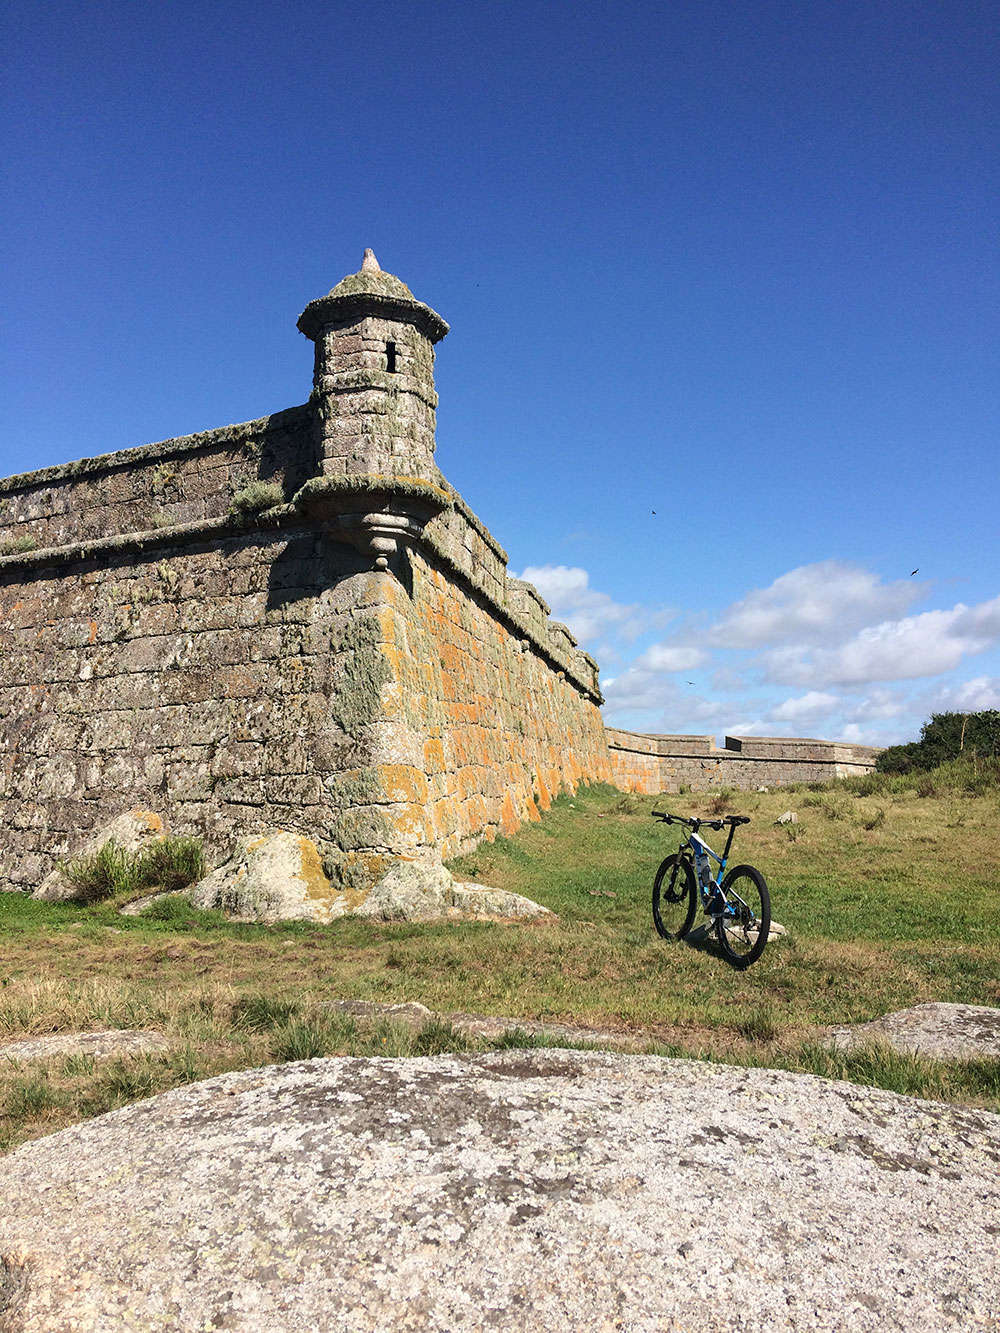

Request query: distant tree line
[{"left": 876, "top": 710, "right": 1000, "bottom": 774}]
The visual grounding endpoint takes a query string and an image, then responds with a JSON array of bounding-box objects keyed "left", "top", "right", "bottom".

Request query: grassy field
[{"left": 2, "top": 772, "right": 998, "bottom": 1151}]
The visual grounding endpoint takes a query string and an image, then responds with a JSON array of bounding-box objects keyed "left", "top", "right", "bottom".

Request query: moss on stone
[
  {"left": 294, "top": 473, "right": 452, "bottom": 510},
  {"left": 0, "top": 405, "right": 311, "bottom": 498},
  {"left": 229, "top": 481, "right": 284, "bottom": 516},
  {"left": 329, "top": 805, "right": 395, "bottom": 854},
  {"left": 328, "top": 614, "right": 393, "bottom": 734},
  {"left": 327, "top": 270, "right": 416, "bottom": 301},
  {"left": 0, "top": 535, "right": 37, "bottom": 557},
  {"left": 325, "top": 767, "right": 385, "bottom": 809}
]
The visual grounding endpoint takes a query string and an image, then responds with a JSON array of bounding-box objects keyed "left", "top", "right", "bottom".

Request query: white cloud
[
  {"left": 849, "top": 689, "right": 910, "bottom": 722},
  {"left": 927, "top": 675, "right": 1000, "bottom": 712},
  {"left": 710, "top": 561, "right": 924, "bottom": 649},
  {"left": 764, "top": 594, "right": 1000, "bottom": 686},
  {"left": 632, "top": 642, "right": 708, "bottom": 673},
  {"left": 769, "top": 690, "right": 839, "bottom": 722},
  {"left": 525, "top": 553, "right": 999, "bottom": 750},
  {"left": 600, "top": 636, "right": 711, "bottom": 718},
  {"left": 514, "top": 564, "right": 670, "bottom": 646}
]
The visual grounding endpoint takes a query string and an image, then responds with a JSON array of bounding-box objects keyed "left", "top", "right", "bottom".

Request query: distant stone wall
[{"left": 606, "top": 728, "right": 880, "bottom": 794}]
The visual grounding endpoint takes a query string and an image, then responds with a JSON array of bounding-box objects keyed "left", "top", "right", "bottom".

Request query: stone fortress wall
[
  {"left": 605, "top": 727, "right": 881, "bottom": 794},
  {"left": 0, "top": 251, "right": 875, "bottom": 899},
  {"left": 0, "top": 252, "right": 608, "bottom": 895}
]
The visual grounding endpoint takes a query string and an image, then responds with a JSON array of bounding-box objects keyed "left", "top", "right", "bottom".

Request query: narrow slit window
[{"left": 386, "top": 341, "right": 397, "bottom": 373}]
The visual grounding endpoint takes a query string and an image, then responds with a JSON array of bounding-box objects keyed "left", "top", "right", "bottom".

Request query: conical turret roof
[{"left": 297, "top": 250, "right": 448, "bottom": 342}]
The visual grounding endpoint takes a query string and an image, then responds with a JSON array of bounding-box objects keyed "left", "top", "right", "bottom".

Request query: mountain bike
[{"left": 651, "top": 811, "right": 771, "bottom": 968}]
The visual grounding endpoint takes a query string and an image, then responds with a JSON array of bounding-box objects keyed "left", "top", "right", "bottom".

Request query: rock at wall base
[
  {"left": 180, "top": 831, "right": 552, "bottom": 925},
  {"left": 186, "top": 831, "right": 354, "bottom": 923},
  {"left": 355, "top": 859, "right": 553, "bottom": 922},
  {"left": 32, "top": 810, "right": 168, "bottom": 902}
]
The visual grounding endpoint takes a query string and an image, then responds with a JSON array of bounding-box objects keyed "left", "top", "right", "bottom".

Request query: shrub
[
  {"left": 707, "top": 789, "right": 733, "bottom": 814},
  {"left": 135, "top": 836, "right": 204, "bottom": 892},
  {"left": 230, "top": 481, "right": 283, "bottom": 516},
  {"left": 0, "top": 534, "right": 38, "bottom": 557},
  {"left": 272, "top": 1020, "right": 333, "bottom": 1062},
  {"left": 821, "top": 795, "right": 851, "bottom": 821},
  {"left": 61, "top": 835, "right": 205, "bottom": 904},
  {"left": 411, "top": 1019, "right": 467, "bottom": 1056},
  {"left": 3, "top": 1073, "right": 62, "bottom": 1118},
  {"left": 735, "top": 1005, "right": 779, "bottom": 1043},
  {"left": 61, "top": 840, "right": 137, "bottom": 903},
  {"left": 877, "top": 710, "right": 1000, "bottom": 774}
]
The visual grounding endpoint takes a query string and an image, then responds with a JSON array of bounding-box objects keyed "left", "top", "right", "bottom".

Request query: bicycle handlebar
[{"left": 651, "top": 811, "right": 750, "bottom": 830}]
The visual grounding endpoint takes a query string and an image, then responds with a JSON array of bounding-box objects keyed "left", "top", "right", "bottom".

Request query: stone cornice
[
  {"left": 419, "top": 527, "right": 602, "bottom": 706},
  {"left": 0, "top": 507, "right": 296, "bottom": 574},
  {"left": 297, "top": 290, "right": 449, "bottom": 344},
  {"left": 0, "top": 405, "right": 312, "bottom": 498}
]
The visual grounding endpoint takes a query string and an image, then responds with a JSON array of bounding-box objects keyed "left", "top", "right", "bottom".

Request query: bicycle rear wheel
[
  {"left": 652, "top": 854, "right": 697, "bottom": 941},
  {"left": 715, "top": 864, "right": 770, "bottom": 968}
]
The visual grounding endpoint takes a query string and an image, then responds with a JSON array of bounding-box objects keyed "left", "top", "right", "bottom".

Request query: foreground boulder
[
  {"left": 828, "top": 1001, "right": 1000, "bottom": 1060},
  {"left": 32, "top": 810, "right": 168, "bottom": 902},
  {"left": 0, "top": 1049, "right": 996, "bottom": 1330},
  {"left": 185, "top": 830, "right": 551, "bottom": 923}
]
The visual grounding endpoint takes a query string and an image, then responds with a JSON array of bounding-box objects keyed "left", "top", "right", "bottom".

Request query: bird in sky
[{"left": 910, "top": 568, "right": 919, "bottom": 576}]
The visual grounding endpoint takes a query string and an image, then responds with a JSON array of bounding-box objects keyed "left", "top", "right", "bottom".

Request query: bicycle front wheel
[
  {"left": 652, "top": 854, "right": 697, "bottom": 941},
  {"left": 715, "top": 864, "right": 770, "bottom": 968}
]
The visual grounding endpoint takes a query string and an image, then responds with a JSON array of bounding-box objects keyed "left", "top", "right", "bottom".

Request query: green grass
[{"left": 1, "top": 772, "right": 998, "bottom": 1151}]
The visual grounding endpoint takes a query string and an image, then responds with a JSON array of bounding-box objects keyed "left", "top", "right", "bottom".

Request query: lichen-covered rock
[
  {"left": 186, "top": 831, "right": 353, "bottom": 923},
  {"left": 32, "top": 810, "right": 167, "bottom": 902},
  {"left": 351, "top": 857, "right": 454, "bottom": 920},
  {"left": 450, "top": 880, "right": 553, "bottom": 920},
  {"left": 353, "top": 860, "right": 553, "bottom": 922},
  {"left": 0, "top": 1049, "right": 997, "bottom": 1330},
  {"left": 181, "top": 833, "right": 551, "bottom": 924},
  {"left": 827, "top": 1002, "right": 1000, "bottom": 1060},
  {"left": 0, "top": 1029, "right": 169, "bottom": 1062}
]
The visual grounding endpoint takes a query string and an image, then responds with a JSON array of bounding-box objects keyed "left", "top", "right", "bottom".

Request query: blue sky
[{"left": 3, "top": 0, "right": 997, "bottom": 746}]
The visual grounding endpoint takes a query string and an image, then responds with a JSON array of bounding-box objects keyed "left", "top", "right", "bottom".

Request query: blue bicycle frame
[{"left": 688, "top": 829, "right": 730, "bottom": 914}]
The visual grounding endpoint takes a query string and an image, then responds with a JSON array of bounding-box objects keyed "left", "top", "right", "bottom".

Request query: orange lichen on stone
[
  {"left": 423, "top": 738, "right": 445, "bottom": 773},
  {"left": 500, "top": 790, "right": 520, "bottom": 838},
  {"left": 132, "top": 810, "right": 165, "bottom": 834},
  {"left": 297, "top": 836, "right": 338, "bottom": 903},
  {"left": 388, "top": 805, "right": 426, "bottom": 843},
  {"left": 376, "top": 764, "right": 429, "bottom": 805}
]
